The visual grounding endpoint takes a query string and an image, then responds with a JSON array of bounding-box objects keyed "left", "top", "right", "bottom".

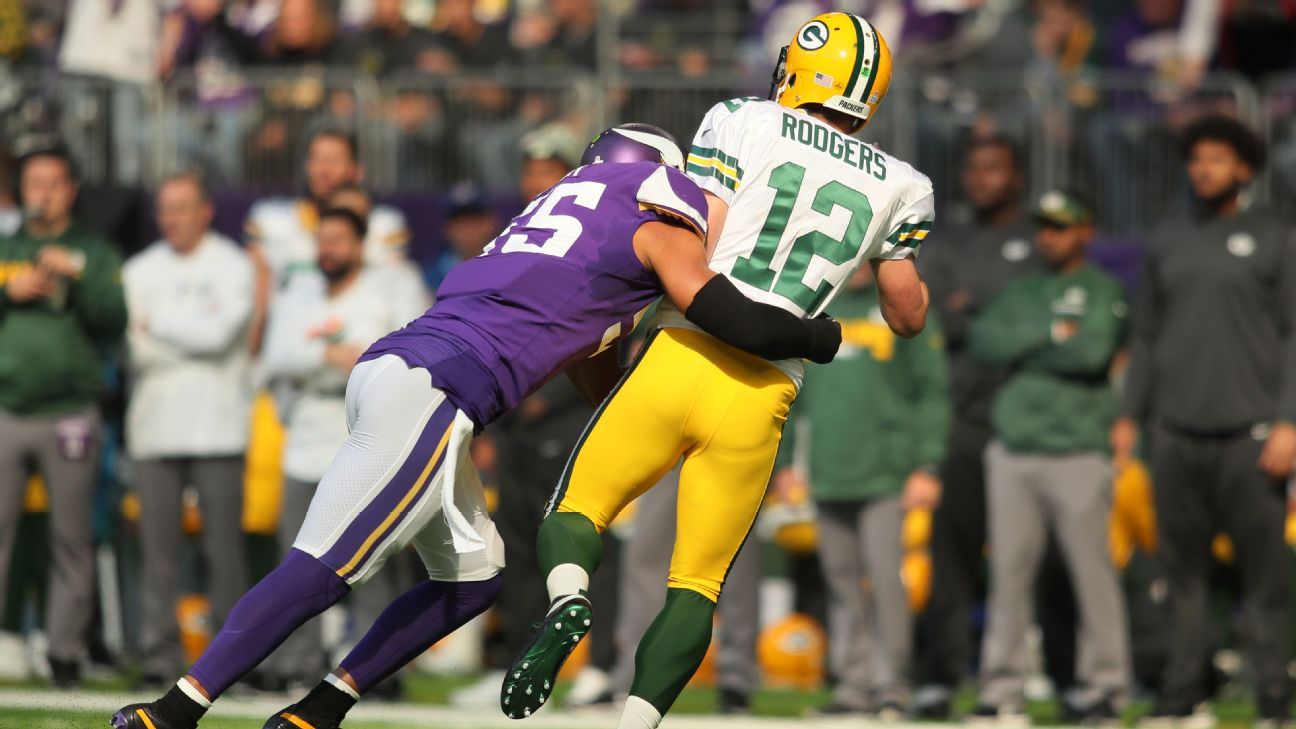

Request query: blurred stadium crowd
[{"left": 0, "top": 0, "right": 1295, "bottom": 725}]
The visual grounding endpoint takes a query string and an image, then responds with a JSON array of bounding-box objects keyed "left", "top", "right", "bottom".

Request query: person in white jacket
[
  {"left": 123, "top": 172, "right": 255, "bottom": 684},
  {"left": 258, "top": 206, "right": 431, "bottom": 687}
]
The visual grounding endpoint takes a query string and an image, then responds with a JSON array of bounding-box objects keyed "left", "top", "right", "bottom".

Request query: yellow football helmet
[{"left": 770, "top": 12, "right": 893, "bottom": 129}]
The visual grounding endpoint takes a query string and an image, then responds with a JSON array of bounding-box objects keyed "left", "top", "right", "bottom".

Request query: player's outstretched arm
[
  {"left": 872, "top": 257, "right": 928, "bottom": 338},
  {"left": 634, "top": 221, "right": 841, "bottom": 363}
]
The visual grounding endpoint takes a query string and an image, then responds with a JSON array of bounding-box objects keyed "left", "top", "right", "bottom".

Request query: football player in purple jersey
[{"left": 112, "top": 124, "right": 841, "bottom": 729}]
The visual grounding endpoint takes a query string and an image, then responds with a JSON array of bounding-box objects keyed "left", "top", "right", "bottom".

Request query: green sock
[
  {"left": 537, "top": 511, "right": 604, "bottom": 592},
  {"left": 630, "top": 588, "right": 716, "bottom": 715}
]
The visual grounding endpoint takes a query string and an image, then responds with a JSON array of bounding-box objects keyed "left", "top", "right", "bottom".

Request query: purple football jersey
[{"left": 363, "top": 161, "right": 708, "bottom": 427}]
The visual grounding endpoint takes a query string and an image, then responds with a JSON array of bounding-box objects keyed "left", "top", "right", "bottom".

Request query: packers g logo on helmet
[
  {"left": 769, "top": 11, "right": 893, "bottom": 130},
  {"left": 797, "top": 20, "right": 829, "bottom": 50}
]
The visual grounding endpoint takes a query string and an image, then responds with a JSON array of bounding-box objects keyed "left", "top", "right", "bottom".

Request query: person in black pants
[
  {"left": 1113, "top": 116, "right": 1296, "bottom": 727},
  {"left": 914, "top": 136, "right": 1039, "bottom": 717}
]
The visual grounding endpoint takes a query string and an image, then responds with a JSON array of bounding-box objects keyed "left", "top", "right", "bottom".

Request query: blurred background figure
[
  {"left": 245, "top": 129, "right": 413, "bottom": 350},
  {"left": 968, "top": 190, "right": 1130, "bottom": 726},
  {"left": 517, "top": 122, "right": 585, "bottom": 203},
  {"left": 1115, "top": 116, "right": 1296, "bottom": 727},
  {"left": 421, "top": 184, "right": 499, "bottom": 293},
  {"left": 778, "top": 264, "right": 949, "bottom": 720},
  {"left": 338, "top": 0, "right": 439, "bottom": 78},
  {"left": 516, "top": 0, "right": 599, "bottom": 72},
  {"left": 122, "top": 171, "right": 254, "bottom": 688},
  {"left": 0, "top": 146, "right": 127, "bottom": 687},
  {"left": 259, "top": 206, "right": 430, "bottom": 691},
  {"left": 913, "top": 135, "right": 1038, "bottom": 719}
]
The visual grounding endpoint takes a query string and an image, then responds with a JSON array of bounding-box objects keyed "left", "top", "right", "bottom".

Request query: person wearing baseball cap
[{"left": 965, "top": 188, "right": 1132, "bottom": 724}]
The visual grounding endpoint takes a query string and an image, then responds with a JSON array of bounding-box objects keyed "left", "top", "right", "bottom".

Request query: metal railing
[{"left": 0, "top": 67, "right": 1285, "bottom": 236}]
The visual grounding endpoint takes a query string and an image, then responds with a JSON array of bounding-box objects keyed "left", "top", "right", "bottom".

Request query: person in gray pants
[
  {"left": 123, "top": 172, "right": 255, "bottom": 683},
  {"left": 0, "top": 147, "right": 127, "bottom": 687},
  {"left": 775, "top": 266, "right": 950, "bottom": 718},
  {"left": 968, "top": 190, "right": 1130, "bottom": 724},
  {"left": 612, "top": 468, "right": 761, "bottom": 714}
]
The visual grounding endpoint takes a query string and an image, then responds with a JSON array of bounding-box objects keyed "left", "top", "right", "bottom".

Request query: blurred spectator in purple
[
  {"left": 1087, "top": 0, "right": 1225, "bottom": 232},
  {"left": 421, "top": 183, "right": 499, "bottom": 293},
  {"left": 1104, "top": 0, "right": 1220, "bottom": 90},
  {"left": 156, "top": 1, "right": 277, "bottom": 186},
  {"left": 338, "top": 0, "right": 439, "bottom": 78},
  {"left": 514, "top": 0, "right": 598, "bottom": 72}
]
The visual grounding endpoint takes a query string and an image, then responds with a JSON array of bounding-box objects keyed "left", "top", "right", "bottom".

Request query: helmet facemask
[{"left": 768, "top": 45, "right": 790, "bottom": 101}]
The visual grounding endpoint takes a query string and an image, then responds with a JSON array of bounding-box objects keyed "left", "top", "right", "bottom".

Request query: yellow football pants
[{"left": 553, "top": 327, "right": 796, "bottom": 602}]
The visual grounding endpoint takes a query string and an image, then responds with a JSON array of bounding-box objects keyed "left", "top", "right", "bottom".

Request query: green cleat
[{"left": 500, "top": 595, "right": 594, "bottom": 720}]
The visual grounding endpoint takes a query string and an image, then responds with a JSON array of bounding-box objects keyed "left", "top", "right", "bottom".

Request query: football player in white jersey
[{"left": 505, "top": 11, "right": 934, "bottom": 729}]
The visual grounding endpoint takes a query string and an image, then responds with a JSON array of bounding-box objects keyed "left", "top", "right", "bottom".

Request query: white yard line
[{"left": 0, "top": 688, "right": 945, "bottom": 728}]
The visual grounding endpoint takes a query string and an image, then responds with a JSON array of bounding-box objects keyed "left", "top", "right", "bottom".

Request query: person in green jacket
[
  {"left": 0, "top": 145, "right": 127, "bottom": 687},
  {"left": 966, "top": 190, "right": 1130, "bottom": 725},
  {"left": 773, "top": 265, "right": 950, "bottom": 719}
]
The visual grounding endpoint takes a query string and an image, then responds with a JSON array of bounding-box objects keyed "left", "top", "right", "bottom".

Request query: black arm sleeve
[{"left": 684, "top": 276, "right": 841, "bottom": 364}]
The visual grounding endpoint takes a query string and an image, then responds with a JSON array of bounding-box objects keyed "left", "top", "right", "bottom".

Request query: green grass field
[{"left": 0, "top": 674, "right": 1272, "bottom": 728}]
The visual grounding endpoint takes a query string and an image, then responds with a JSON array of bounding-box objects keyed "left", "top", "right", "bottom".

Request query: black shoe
[
  {"left": 49, "top": 656, "right": 81, "bottom": 688},
  {"left": 718, "top": 687, "right": 750, "bottom": 715},
  {"left": 1062, "top": 697, "right": 1120, "bottom": 726},
  {"left": 966, "top": 703, "right": 1030, "bottom": 726},
  {"left": 1258, "top": 692, "right": 1291, "bottom": 727},
  {"left": 809, "top": 701, "right": 868, "bottom": 717},
  {"left": 111, "top": 704, "right": 188, "bottom": 729},
  {"left": 1136, "top": 699, "right": 1214, "bottom": 728},
  {"left": 262, "top": 709, "right": 342, "bottom": 729}
]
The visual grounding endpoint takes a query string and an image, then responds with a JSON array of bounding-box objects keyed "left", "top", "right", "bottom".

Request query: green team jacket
[
  {"left": 779, "top": 286, "right": 951, "bottom": 502},
  {"left": 0, "top": 223, "right": 127, "bottom": 415},
  {"left": 970, "top": 262, "right": 1127, "bottom": 454}
]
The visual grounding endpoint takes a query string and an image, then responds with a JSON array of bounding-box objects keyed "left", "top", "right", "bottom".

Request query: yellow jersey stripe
[
  {"left": 685, "top": 154, "right": 739, "bottom": 181},
  {"left": 334, "top": 424, "right": 454, "bottom": 579}
]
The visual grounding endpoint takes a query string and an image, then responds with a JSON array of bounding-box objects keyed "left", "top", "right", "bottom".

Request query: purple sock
[
  {"left": 340, "top": 574, "right": 502, "bottom": 692},
  {"left": 189, "top": 549, "right": 349, "bottom": 697}
]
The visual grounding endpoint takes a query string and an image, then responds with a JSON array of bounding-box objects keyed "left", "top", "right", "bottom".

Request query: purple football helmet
[{"left": 580, "top": 123, "right": 685, "bottom": 170}]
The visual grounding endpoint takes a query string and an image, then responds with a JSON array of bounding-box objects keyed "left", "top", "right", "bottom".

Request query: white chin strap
[{"left": 613, "top": 128, "right": 685, "bottom": 170}]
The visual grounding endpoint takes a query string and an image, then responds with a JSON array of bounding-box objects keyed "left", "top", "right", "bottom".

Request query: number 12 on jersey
[{"left": 730, "top": 161, "right": 873, "bottom": 314}]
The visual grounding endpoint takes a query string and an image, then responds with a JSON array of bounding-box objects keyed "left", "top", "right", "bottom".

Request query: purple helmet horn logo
[{"left": 580, "top": 123, "right": 685, "bottom": 170}]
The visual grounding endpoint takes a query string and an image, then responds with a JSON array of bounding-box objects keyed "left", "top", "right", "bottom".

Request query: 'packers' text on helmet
[{"left": 769, "top": 12, "right": 893, "bottom": 130}]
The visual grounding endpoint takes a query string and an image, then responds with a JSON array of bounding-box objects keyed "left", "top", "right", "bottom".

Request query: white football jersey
[{"left": 661, "top": 97, "right": 935, "bottom": 386}]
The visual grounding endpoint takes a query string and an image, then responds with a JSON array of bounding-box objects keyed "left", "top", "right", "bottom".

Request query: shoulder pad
[{"left": 637, "top": 166, "right": 708, "bottom": 237}]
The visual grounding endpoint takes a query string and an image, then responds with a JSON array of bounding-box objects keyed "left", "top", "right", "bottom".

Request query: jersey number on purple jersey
[{"left": 483, "top": 181, "right": 608, "bottom": 258}]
